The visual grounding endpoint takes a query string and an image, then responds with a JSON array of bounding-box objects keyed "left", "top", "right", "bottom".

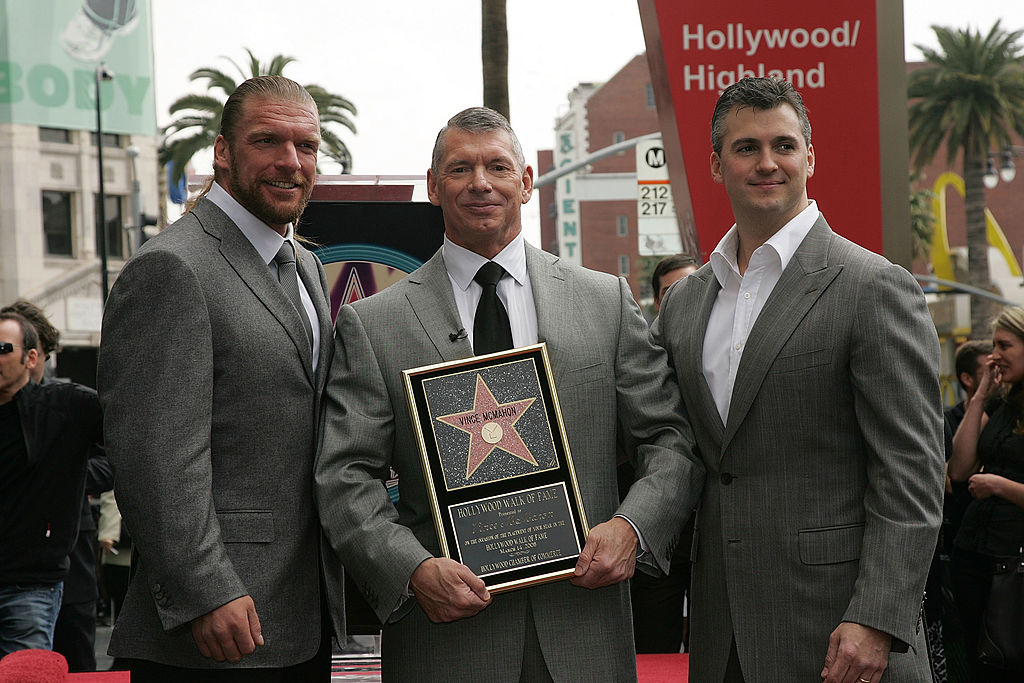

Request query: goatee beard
[{"left": 230, "top": 175, "right": 311, "bottom": 228}]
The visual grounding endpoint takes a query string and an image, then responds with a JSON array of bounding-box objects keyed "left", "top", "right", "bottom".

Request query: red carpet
[
  {"left": 0, "top": 650, "right": 129, "bottom": 682},
  {"left": 637, "top": 653, "right": 689, "bottom": 682}
]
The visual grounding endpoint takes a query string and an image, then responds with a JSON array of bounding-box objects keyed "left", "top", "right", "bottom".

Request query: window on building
[
  {"left": 618, "top": 255, "right": 630, "bottom": 276},
  {"left": 645, "top": 82, "right": 656, "bottom": 108},
  {"left": 616, "top": 215, "right": 629, "bottom": 237},
  {"left": 94, "top": 194, "right": 125, "bottom": 259},
  {"left": 613, "top": 131, "right": 626, "bottom": 156},
  {"left": 42, "top": 191, "right": 73, "bottom": 257},
  {"left": 90, "top": 132, "right": 122, "bottom": 148},
  {"left": 39, "top": 127, "right": 72, "bottom": 143}
]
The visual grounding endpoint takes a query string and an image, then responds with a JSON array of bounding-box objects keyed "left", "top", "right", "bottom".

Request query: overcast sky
[{"left": 149, "top": 0, "right": 1023, "bottom": 238}]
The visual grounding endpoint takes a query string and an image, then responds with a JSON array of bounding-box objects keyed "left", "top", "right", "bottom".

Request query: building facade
[
  {"left": 0, "top": 0, "right": 159, "bottom": 384},
  {"left": 540, "top": 55, "right": 664, "bottom": 306}
]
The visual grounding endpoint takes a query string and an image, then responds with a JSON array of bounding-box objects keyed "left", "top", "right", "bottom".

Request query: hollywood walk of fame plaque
[{"left": 403, "top": 343, "right": 589, "bottom": 593}]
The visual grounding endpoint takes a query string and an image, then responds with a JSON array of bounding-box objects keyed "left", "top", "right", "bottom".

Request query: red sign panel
[{"left": 641, "top": 0, "right": 886, "bottom": 260}]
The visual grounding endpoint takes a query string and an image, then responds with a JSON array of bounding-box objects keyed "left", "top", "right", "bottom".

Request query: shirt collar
[
  {"left": 709, "top": 199, "right": 818, "bottom": 287},
  {"left": 207, "top": 181, "right": 294, "bottom": 265},
  {"left": 442, "top": 233, "right": 527, "bottom": 291}
]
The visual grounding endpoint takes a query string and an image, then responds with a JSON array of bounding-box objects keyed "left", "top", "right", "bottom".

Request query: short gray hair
[{"left": 431, "top": 107, "right": 525, "bottom": 176}]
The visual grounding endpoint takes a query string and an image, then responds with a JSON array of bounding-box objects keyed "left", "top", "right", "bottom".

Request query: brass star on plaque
[{"left": 436, "top": 374, "right": 538, "bottom": 478}]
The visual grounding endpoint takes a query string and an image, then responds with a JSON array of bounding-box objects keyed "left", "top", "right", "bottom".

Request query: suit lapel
[
  {"left": 405, "top": 249, "right": 474, "bottom": 363},
  {"left": 722, "top": 218, "right": 842, "bottom": 451},
  {"left": 525, "top": 244, "right": 574, "bottom": 386},
  {"left": 194, "top": 199, "right": 315, "bottom": 384},
  {"left": 684, "top": 267, "right": 727, "bottom": 443}
]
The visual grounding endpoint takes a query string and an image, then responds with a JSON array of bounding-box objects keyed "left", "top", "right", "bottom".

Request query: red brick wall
[
  {"left": 580, "top": 199, "right": 637, "bottom": 282},
  {"left": 587, "top": 55, "right": 660, "bottom": 174}
]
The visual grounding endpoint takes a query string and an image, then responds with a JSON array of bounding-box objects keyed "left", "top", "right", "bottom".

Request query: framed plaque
[{"left": 403, "top": 343, "right": 589, "bottom": 593}]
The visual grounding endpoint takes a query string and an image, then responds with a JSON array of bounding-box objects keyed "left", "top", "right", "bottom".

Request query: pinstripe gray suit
[
  {"left": 316, "top": 243, "right": 704, "bottom": 682},
  {"left": 98, "top": 198, "right": 343, "bottom": 669},
  {"left": 653, "top": 216, "right": 944, "bottom": 681}
]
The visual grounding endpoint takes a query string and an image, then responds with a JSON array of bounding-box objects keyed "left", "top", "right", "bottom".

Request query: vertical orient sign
[
  {"left": 639, "top": 0, "right": 911, "bottom": 263},
  {"left": 554, "top": 120, "right": 582, "bottom": 265}
]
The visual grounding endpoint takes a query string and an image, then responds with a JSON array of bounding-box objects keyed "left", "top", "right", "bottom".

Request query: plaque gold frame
[{"left": 403, "top": 343, "right": 590, "bottom": 593}]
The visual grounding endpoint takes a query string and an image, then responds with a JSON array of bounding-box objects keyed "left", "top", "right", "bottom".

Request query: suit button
[{"left": 720, "top": 472, "right": 735, "bottom": 485}]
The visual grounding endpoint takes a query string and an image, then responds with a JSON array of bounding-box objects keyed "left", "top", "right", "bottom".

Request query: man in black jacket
[
  {"left": 0, "top": 311, "right": 104, "bottom": 657},
  {"left": 2, "top": 300, "right": 113, "bottom": 671}
]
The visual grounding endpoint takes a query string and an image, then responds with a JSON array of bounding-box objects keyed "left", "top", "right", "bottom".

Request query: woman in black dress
[{"left": 949, "top": 306, "right": 1024, "bottom": 680}]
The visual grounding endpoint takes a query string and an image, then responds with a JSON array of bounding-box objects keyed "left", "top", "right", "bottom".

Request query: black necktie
[
  {"left": 473, "top": 262, "right": 513, "bottom": 355},
  {"left": 273, "top": 240, "right": 313, "bottom": 347}
]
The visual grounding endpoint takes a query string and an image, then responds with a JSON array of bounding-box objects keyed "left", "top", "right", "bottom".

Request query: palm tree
[
  {"left": 908, "top": 173, "right": 935, "bottom": 263},
  {"left": 162, "top": 49, "right": 357, "bottom": 183},
  {"left": 908, "top": 21, "right": 1024, "bottom": 337},
  {"left": 482, "top": 0, "right": 510, "bottom": 120}
]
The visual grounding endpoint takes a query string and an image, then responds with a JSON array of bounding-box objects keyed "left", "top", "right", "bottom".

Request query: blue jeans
[{"left": 0, "top": 582, "right": 64, "bottom": 657}]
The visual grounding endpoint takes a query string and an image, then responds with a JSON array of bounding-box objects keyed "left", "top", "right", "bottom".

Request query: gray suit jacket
[
  {"left": 654, "top": 216, "right": 944, "bottom": 682},
  {"left": 98, "top": 198, "right": 342, "bottom": 668},
  {"left": 316, "top": 243, "right": 704, "bottom": 682}
]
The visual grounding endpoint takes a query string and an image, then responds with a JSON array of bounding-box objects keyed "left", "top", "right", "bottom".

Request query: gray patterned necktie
[{"left": 273, "top": 240, "right": 313, "bottom": 346}]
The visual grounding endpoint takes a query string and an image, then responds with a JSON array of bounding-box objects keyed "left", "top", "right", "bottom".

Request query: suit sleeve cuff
[{"left": 614, "top": 513, "right": 648, "bottom": 558}]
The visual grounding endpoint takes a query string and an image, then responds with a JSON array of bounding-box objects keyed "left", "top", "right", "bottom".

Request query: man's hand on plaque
[
  {"left": 570, "top": 516, "right": 637, "bottom": 589},
  {"left": 410, "top": 557, "right": 492, "bottom": 623}
]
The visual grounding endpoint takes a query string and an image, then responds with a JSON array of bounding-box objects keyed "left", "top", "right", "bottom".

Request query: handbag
[{"left": 978, "top": 547, "right": 1024, "bottom": 671}]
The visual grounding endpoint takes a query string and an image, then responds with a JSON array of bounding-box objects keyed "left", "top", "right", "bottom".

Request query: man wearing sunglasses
[
  {"left": 0, "top": 299, "right": 113, "bottom": 672},
  {"left": 0, "top": 312, "right": 103, "bottom": 658}
]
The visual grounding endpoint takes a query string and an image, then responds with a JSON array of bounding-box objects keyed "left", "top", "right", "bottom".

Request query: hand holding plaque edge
[
  {"left": 570, "top": 516, "right": 638, "bottom": 589},
  {"left": 410, "top": 557, "right": 492, "bottom": 623}
]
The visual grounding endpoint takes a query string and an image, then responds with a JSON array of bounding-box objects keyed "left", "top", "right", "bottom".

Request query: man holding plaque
[
  {"left": 653, "top": 78, "right": 943, "bottom": 682},
  {"left": 316, "top": 107, "right": 704, "bottom": 681}
]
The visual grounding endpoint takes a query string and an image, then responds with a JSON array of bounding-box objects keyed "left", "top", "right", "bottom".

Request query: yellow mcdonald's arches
[{"left": 930, "top": 171, "right": 1022, "bottom": 282}]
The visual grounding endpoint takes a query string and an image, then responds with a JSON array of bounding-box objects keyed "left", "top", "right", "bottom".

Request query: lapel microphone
[{"left": 449, "top": 328, "right": 468, "bottom": 342}]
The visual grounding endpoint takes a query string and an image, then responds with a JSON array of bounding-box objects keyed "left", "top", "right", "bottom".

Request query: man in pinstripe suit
[{"left": 653, "top": 78, "right": 943, "bottom": 682}]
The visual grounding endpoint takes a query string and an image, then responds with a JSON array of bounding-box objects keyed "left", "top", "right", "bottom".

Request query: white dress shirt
[
  {"left": 703, "top": 200, "right": 819, "bottom": 422},
  {"left": 207, "top": 182, "right": 321, "bottom": 372},
  {"left": 442, "top": 233, "right": 539, "bottom": 348}
]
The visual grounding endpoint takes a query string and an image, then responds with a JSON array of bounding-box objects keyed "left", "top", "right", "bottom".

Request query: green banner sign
[{"left": 0, "top": 0, "right": 156, "bottom": 135}]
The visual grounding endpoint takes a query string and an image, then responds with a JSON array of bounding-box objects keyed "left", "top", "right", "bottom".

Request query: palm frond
[
  {"left": 162, "top": 49, "right": 358, "bottom": 176},
  {"left": 187, "top": 67, "right": 238, "bottom": 96}
]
